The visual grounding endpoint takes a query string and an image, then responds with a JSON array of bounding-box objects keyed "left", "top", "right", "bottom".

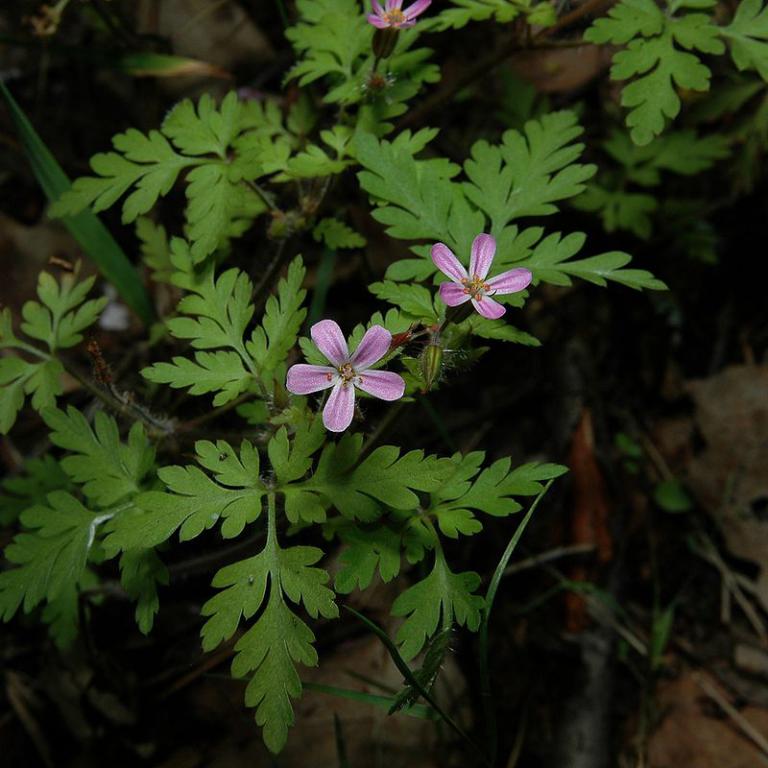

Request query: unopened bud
[
  {"left": 421, "top": 342, "right": 443, "bottom": 391},
  {"left": 372, "top": 28, "right": 399, "bottom": 61}
]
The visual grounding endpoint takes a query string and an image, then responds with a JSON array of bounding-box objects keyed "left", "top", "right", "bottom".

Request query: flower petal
[
  {"left": 351, "top": 325, "right": 392, "bottom": 370},
  {"left": 469, "top": 233, "right": 496, "bottom": 279},
  {"left": 323, "top": 381, "right": 356, "bottom": 432},
  {"left": 367, "top": 13, "right": 389, "bottom": 26},
  {"left": 286, "top": 364, "right": 337, "bottom": 395},
  {"left": 372, "top": 0, "right": 384, "bottom": 13},
  {"left": 356, "top": 370, "right": 405, "bottom": 401},
  {"left": 432, "top": 243, "right": 467, "bottom": 283},
  {"left": 311, "top": 319, "right": 349, "bottom": 366},
  {"left": 486, "top": 267, "right": 532, "bottom": 295},
  {"left": 404, "top": 0, "right": 431, "bottom": 19},
  {"left": 472, "top": 295, "right": 506, "bottom": 319},
  {"left": 386, "top": 0, "right": 403, "bottom": 9},
  {"left": 439, "top": 282, "right": 471, "bottom": 306}
]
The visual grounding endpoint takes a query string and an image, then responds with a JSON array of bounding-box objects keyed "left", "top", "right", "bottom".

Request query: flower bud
[
  {"left": 372, "top": 28, "right": 399, "bottom": 61},
  {"left": 421, "top": 342, "right": 443, "bottom": 391}
]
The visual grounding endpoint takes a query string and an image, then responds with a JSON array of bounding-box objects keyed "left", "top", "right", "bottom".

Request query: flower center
[
  {"left": 338, "top": 362, "right": 358, "bottom": 385},
  {"left": 384, "top": 9, "right": 406, "bottom": 25},
  {"left": 461, "top": 274, "right": 492, "bottom": 300}
]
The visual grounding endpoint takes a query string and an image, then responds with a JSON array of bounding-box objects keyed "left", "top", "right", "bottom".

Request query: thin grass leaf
[
  {"left": 479, "top": 478, "right": 557, "bottom": 766},
  {"left": 345, "top": 606, "right": 486, "bottom": 760},
  {"left": 116, "top": 52, "right": 230, "bottom": 79},
  {"left": 303, "top": 682, "right": 437, "bottom": 720},
  {"left": 0, "top": 81, "right": 154, "bottom": 325}
]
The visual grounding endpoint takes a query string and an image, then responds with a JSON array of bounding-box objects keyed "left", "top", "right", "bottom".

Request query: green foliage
[
  {"left": 50, "top": 92, "right": 279, "bottom": 261},
  {"left": 585, "top": 0, "right": 768, "bottom": 144},
  {"left": 105, "top": 440, "right": 266, "bottom": 552},
  {"left": 298, "top": 436, "right": 456, "bottom": 521},
  {"left": 286, "top": 0, "right": 439, "bottom": 127},
  {"left": 143, "top": 258, "right": 258, "bottom": 404},
  {"left": 0, "top": 456, "right": 72, "bottom": 526},
  {"left": 313, "top": 217, "right": 366, "bottom": 249},
  {"left": 357, "top": 113, "right": 664, "bottom": 293},
  {"left": 463, "top": 111, "right": 596, "bottom": 231},
  {"left": 721, "top": 0, "right": 768, "bottom": 80},
  {"left": 0, "top": 268, "right": 106, "bottom": 433},
  {"left": 247, "top": 257, "right": 307, "bottom": 385},
  {"left": 428, "top": 455, "right": 567, "bottom": 538},
  {"left": 575, "top": 128, "right": 729, "bottom": 239},
  {"left": 0, "top": 491, "right": 108, "bottom": 620},
  {"left": 517, "top": 231, "right": 667, "bottom": 290},
  {"left": 144, "top": 254, "right": 307, "bottom": 401},
  {"left": 43, "top": 406, "right": 155, "bottom": 507},
  {"left": 392, "top": 551, "right": 483, "bottom": 660},
  {"left": 120, "top": 549, "right": 169, "bottom": 634},
  {"left": 201, "top": 498, "right": 338, "bottom": 753},
  {"left": 428, "top": 0, "right": 555, "bottom": 31}
]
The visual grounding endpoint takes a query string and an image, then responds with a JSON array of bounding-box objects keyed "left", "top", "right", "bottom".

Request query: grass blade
[
  {"left": 479, "top": 478, "right": 556, "bottom": 766},
  {"left": 0, "top": 81, "right": 154, "bottom": 325},
  {"left": 303, "top": 682, "right": 437, "bottom": 720},
  {"left": 345, "top": 606, "right": 486, "bottom": 761}
]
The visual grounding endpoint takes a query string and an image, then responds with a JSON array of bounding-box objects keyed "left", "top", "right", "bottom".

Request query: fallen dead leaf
[
  {"left": 648, "top": 670, "right": 768, "bottom": 768},
  {"left": 685, "top": 365, "right": 768, "bottom": 611}
]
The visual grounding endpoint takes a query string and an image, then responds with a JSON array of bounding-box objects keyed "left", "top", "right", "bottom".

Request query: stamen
[{"left": 384, "top": 9, "right": 406, "bottom": 24}]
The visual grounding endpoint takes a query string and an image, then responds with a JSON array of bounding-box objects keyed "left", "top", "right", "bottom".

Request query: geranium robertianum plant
[{"left": 4, "top": 0, "right": 766, "bottom": 757}]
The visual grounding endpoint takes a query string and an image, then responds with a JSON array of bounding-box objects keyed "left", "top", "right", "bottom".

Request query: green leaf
[
  {"left": 201, "top": 496, "right": 338, "bottom": 753},
  {"left": 143, "top": 263, "right": 260, "bottom": 404},
  {"left": 334, "top": 525, "right": 402, "bottom": 593},
  {"left": 104, "top": 440, "right": 265, "bottom": 552},
  {"left": 0, "top": 81, "right": 154, "bottom": 324},
  {"left": 313, "top": 218, "right": 367, "bottom": 249},
  {"left": 120, "top": 548, "right": 169, "bottom": 634},
  {"left": 392, "top": 552, "right": 483, "bottom": 660},
  {"left": 50, "top": 91, "right": 270, "bottom": 261},
  {"left": 0, "top": 491, "right": 107, "bottom": 620},
  {"left": 654, "top": 479, "right": 693, "bottom": 512},
  {"left": 299, "top": 436, "right": 456, "bottom": 521},
  {"left": 248, "top": 257, "right": 308, "bottom": 384},
  {"left": 463, "top": 111, "right": 596, "bottom": 232},
  {"left": 721, "top": 0, "right": 768, "bottom": 80},
  {"left": 0, "top": 356, "right": 63, "bottom": 434},
  {"left": 517, "top": 231, "right": 668, "bottom": 290},
  {"left": 368, "top": 281, "right": 439, "bottom": 322},
  {"left": 585, "top": 0, "right": 726, "bottom": 144},
  {"left": 0, "top": 455, "right": 72, "bottom": 526},
  {"left": 21, "top": 269, "right": 107, "bottom": 352},
  {"left": 136, "top": 217, "right": 173, "bottom": 283},
  {"left": 43, "top": 406, "right": 155, "bottom": 507}
]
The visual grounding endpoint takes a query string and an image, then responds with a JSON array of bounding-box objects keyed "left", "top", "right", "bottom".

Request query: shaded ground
[{"left": 2, "top": 2, "right": 768, "bottom": 767}]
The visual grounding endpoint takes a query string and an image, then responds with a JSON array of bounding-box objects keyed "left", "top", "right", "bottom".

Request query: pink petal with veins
[
  {"left": 472, "top": 296, "right": 506, "bottom": 319},
  {"left": 372, "top": 0, "right": 384, "bottom": 13},
  {"left": 286, "top": 364, "right": 337, "bottom": 395},
  {"left": 357, "top": 370, "right": 405, "bottom": 401},
  {"left": 469, "top": 234, "right": 496, "bottom": 280},
  {"left": 486, "top": 267, "right": 532, "bottom": 295},
  {"left": 404, "top": 0, "right": 431, "bottom": 19},
  {"left": 351, "top": 325, "right": 392, "bottom": 370},
  {"left": 439, "top": 282, "right": 471, "bottom": 307},
  {"left": 386, "top": 0, "right": 403, "bottom": 9},
  {"left": 367, "top": 13, "right": 389, "bottom": 26},
  {"left": 432, "top": 243, "right": 468, "bottom": 283},
  {"left": 323, "top": 381, "right": 356, "bottom": 432},
  {"left": 311, "top": 319, "right": 349, "bottom": 366}
]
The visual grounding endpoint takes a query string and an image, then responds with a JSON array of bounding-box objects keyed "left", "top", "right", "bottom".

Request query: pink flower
[
  {"left": 432, "top": 234, "right": 533, "bottom": 320},
  {"left": 368, "top": 0, "right": 431, "bottom": 29},
  {"left": 286, "top": 320, "right": 405, "bottom": 433}
]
